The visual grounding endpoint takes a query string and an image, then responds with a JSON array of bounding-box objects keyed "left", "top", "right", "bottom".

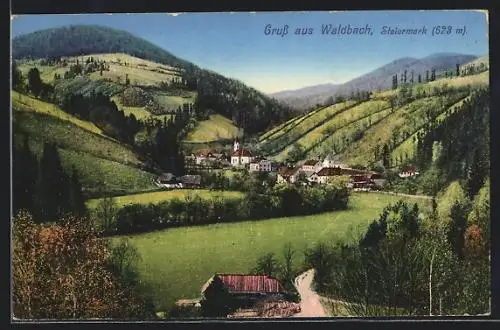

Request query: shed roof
[{"left": 202, "top": 274, "right": 286, "bottom": 294}]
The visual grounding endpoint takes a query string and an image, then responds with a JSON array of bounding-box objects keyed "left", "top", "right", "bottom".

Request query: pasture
[
  {"left": 112, "top": 192, "right": 431, "bottom": 313},
  {"left": 185, "top": 114, "right": 240, "bottom": 143}
]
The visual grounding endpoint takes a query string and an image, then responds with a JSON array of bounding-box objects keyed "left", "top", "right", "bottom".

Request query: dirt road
[{"left": 293, "top": 269, "right": 328, "bottom": 317}]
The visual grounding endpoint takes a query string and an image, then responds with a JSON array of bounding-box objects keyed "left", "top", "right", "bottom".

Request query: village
[{"left": 155, "top": 139, "right": 420, "bottom": 191}]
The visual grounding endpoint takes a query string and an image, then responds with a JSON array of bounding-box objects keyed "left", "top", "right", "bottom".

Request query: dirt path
[{"left": 293, "top": 269, "right": 328, "bottom": 317}]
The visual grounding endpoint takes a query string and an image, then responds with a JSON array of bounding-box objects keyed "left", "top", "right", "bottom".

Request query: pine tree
[
  {"left": 27, "top": 68, "right": 43, "bottom": 97},
  {"left": 12, "top": 135, "right": 38, "bottom": 214},
  {"left": 456, "top": 63, "right": 460, "bottom": 77},
  {"left": 34, "top": 143, "right": 72, "bottom": 222}
]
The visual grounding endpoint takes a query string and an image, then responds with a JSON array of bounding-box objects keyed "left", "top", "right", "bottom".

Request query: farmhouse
[
  {"left": 399, "top": 164, "right": 419, "bottom": 178},
  {"left": 201, "top": 274, "right": 288, "bottom": 310},
  {"left": 277, "top": 166, "right": 299, "bottom": 183},
  {"left": 300, "top": 159, "right": 320, "bottom": 174},
  {"left": 321, "top": 153, "right": 345, "bottom": 169},
  {"left": 347, "top": 174, "right": 375, "bottom": 190},
  {"left": 249, "top": 159, "right": 273, "bottom": 172},
  {"left": 155, "top": 172, "right": 181, "bottom": 188},
  {"left": 310, "top": 166, "right": 344, "bottom": 184},
  {"left": 196, "top": 151, "right": 217, "bottom": 165},
  {"left": 179, "top": 175, "right": 202, "bottom": 188}
]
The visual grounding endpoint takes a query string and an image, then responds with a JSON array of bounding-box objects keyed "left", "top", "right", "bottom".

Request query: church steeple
[{"left": 233, "top": 139, "right": 240, "bottom": 152}]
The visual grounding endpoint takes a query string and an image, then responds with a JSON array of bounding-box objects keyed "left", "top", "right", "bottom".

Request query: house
[
  {"left": 321, "top": 154, "right": 345, "bottom": 169},
  {"left": 179, "top": 175, "right": 202, "bottom": 188},
  {"left": 301, "top": 159, "right": 320, "bottom": 174},
  {"left": 310, "top": 167, "right": 344, "bottom": 184},
  {"left": 231, "top": 140, "right": 253, "bottom": 166},
  {"left": 155, "top": 173, "right": 181, "bottom": 188},
  {"left": 348, "top": 174, "right": 375, "bottom": 190},
  {"left": 277, "top": 166, "right": 299, "bottom": 183},
  {"left": 369, "top": 173, "right": 387, "bottom": 188},
  {"left": 196, "top": 151, "right": 217, "bottom": 165},
  {"left": 249, "top": 159, "right": 273, "bottom": 172},
  {"left": 399, "top": 165, "right": 419, "bottom": 178},
  {"left": 201, "top": 274, "right": 288, "bottom": 311}
]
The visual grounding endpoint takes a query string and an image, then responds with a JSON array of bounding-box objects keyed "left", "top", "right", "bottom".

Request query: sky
[{"left": 11, "top": 11, "right": 489, "bottom": 94}]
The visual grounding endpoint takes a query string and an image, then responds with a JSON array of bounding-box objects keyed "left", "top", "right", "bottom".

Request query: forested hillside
[{"left": 12, "top": 25, "right": 296, "bottom": 135}]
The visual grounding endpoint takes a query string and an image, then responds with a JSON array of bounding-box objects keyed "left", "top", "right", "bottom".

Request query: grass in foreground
[
  {"left": 87, "top": 189, "right": 244, "bottom": 209},
  {"left": 113, "top": 192, "right": 431, "bottom": 313}
]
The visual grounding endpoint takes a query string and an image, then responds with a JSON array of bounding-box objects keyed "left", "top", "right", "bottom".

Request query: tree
[
  {"left": 286, "top": 144, "right": 304, "bottom": 164},
  {"left": 456, "top": 63, "right": 460, "bottom": 77},
  {"left": 34, "top": 143, "right": 72, "bottom": 222},
  {"left": 68, "top": 167, "right": 87, "bottom": 217},
  {"left": 12, "top": 135, "right": 38, "bottom": 215},
  {"left": 27, "top": 67, "right": 43, "bottom": 97},
  {"left": 447, "top": 200, "right": 468, "bottom": 259},
  {"left": 280, "top": 243, "right": 295, "bottom": 289},
  {"left": 12, "top": 211, "right": 154, "bottom": 319},
  {"left": 253, "top": 252, "right": 279, "bottom": 277},
  {"left": 418, "top": 74, "right": 422, "bottom": 84},
  {"left": 94, "top": 196, "right": 118, "bottom": 232},
  {"left": 12, "top": 60, "right": 24, "bottom": 91}
]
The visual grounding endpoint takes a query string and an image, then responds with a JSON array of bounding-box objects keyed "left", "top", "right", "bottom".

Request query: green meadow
[{"left": 112, "top": 192, "right": 431, "bottom": 313}]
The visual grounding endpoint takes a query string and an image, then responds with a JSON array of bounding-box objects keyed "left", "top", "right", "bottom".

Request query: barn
[{"left": 201, "top": 274, "right": 288, "bottom": 311}]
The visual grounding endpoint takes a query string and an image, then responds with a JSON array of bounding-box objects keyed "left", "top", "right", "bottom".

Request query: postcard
[{"left": 10, "top": 10, "right": 490, "bottom": 320}]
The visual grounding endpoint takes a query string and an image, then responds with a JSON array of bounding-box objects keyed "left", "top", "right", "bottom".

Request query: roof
[
  {"left": 198, "top": 151, "right": 215, "bottom": 158},
  {"left": 211, "top": 274, "right": 286, "bottom": 294},
  {"left": 232, "top": 149, "right": 252, "bottom": 157},
  {"left": 158, "top": 173, "right": 176, "bottom": 182},
  {"left": 278, "top": 166, "right": 299, "bottom": 177},
  {"left": 350, "top": 174, "right": 372, "bottom": 182},
  {"left": 316, "top": 167, "right": 343, "bottom": 176},
  {"left": 401, "top": 165, "right": 417, "bottom": 173},
  {"left": 303, "top": 159, "right": 319, "bottom": 166},
  {"left": 180, "top": 175, "right": 201, "bottom": 185}
]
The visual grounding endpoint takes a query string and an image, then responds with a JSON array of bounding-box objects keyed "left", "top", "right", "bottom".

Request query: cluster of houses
[
  {"left": 157, "top": 139, "right": 419, "bottom": 191},
  {"left": 186, "top": 139, "right": 278, "bottom": 173},
  {"left": 276, "top": 155, "right": 387, "bottom": 191}
]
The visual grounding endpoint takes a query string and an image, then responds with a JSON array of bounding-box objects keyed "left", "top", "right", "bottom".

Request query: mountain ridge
[{"left": 270, "top": 53, "right": 480, "bottom": 110}]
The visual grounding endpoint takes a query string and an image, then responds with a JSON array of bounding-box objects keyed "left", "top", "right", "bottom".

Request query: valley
[{"left": 10, "top": 19, "right": 490, "bottom": 320}]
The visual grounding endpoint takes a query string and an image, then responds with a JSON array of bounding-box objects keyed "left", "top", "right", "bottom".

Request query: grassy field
[
  {"left": 18, "top": 62, "right": 68, "bottom": 83},
  {"left": 259, "top": 101, "right": 357, "bottom": 152},
  {"left": 12, "top": 91, "right": 106, "bottom": 137},
  {"left": 339, "top": 95, "right": 465, "bottom": 167},
  {"left": 111, "top": 96, "right": 172, "bottom": 122},
  {"left": 185, "top": 114, "right": 240, "bottom": 143},
  {"left": 13, "top": 109, "right": 144, "bottom": 167},
  {"left": 87, "top": 189, "right": 244, "bottom": 209},
  {"left": 12, "top": 133, "right": 157, "bottom": 197},
  {"left": 112, "top": 192, "right": 431, "bottom": 314},
  {"left": 272, "top": 100, "right": 389, "bottom": 161}
]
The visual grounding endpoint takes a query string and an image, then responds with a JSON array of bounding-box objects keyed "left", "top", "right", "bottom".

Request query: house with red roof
[
  {"left": 201, "top": 274, "right": 288, "bottom": 310},
  {"left": 277, "top": 166, "right": 300, "bottom": 183},
  {"left": 399, "top": 164, "right": 419, "bottom": 178}
]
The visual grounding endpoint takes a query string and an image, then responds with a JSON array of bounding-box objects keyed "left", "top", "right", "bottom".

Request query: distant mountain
[
  {"left": 271, "top": 53, "right": 479, "bottom": 110},
  {"left": 270, "top": 83, "right": 338, "bottom": 99},
  {"left": 12, "top": 25, "right": 296, "bottom": 134}
]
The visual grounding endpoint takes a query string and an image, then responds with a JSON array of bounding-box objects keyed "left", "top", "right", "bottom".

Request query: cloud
[{"left": 167, "top": 13, "right": 183, "bottom": 17}]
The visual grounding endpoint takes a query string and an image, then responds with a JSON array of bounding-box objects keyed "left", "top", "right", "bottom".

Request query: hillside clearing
[
  {"left": 185, "top": 114, "right": 240, "bottom": 143},
  {"left": 112, "top": 192, "right": 431, "bottom": 313}
]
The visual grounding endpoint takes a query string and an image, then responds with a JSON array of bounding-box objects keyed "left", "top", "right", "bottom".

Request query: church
[{"left": 231, "top": 139, "right": 253, "bottom": 167}]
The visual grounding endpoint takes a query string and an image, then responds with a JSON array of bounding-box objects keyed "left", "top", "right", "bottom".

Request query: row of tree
[{"left": 94, "top": 182, "right": 349, "bottom": 235}]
